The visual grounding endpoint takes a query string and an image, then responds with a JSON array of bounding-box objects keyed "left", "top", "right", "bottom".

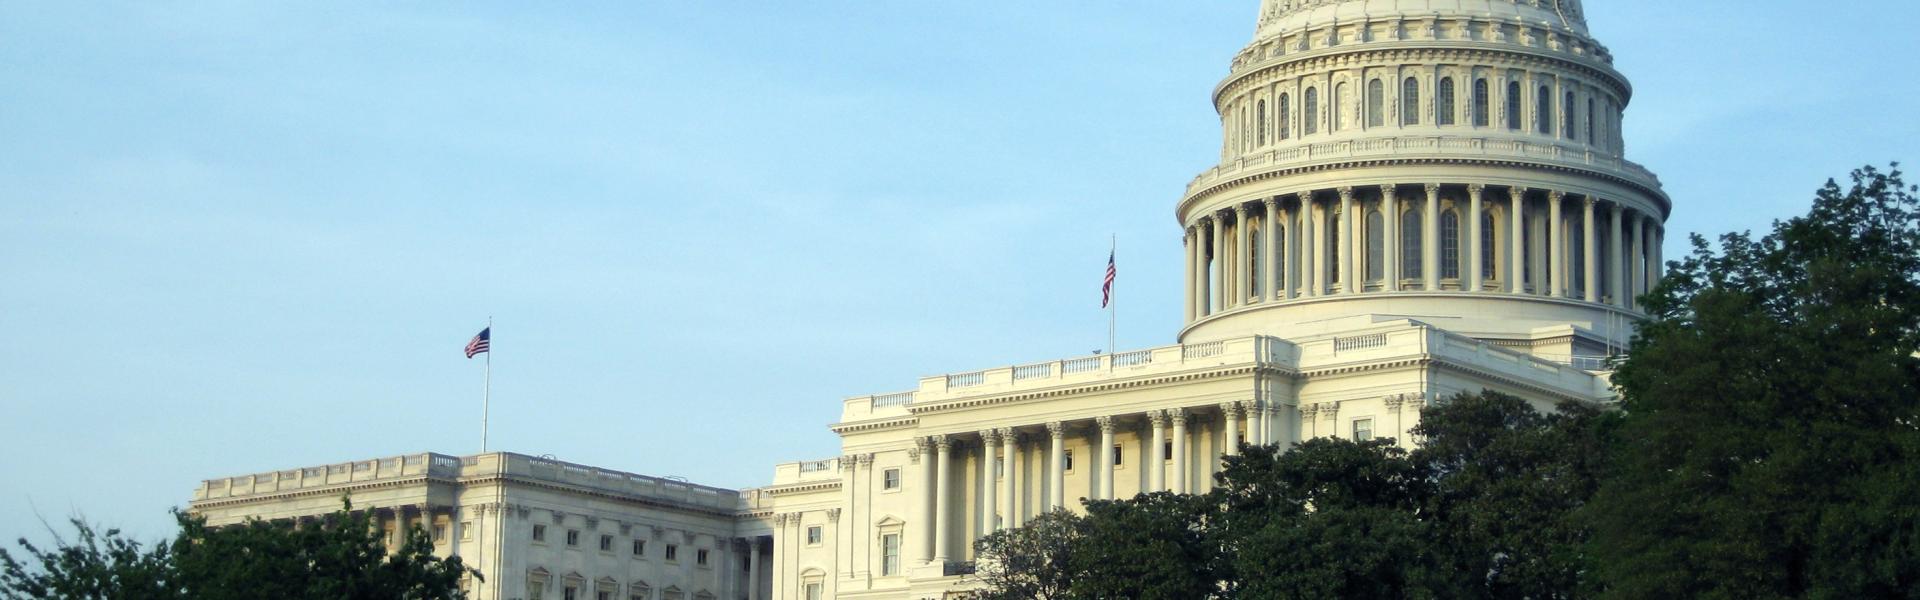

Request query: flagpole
[
  {"left": 482, "top": 316, "right": 492, "bottom": 454},
  {"left": 1108, "top": 235, "right": 1117, "bottom": 355}
]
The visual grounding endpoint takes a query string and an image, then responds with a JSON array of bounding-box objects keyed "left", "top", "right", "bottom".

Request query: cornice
[
  {"left": 1178, "top": 155, "right": 1671, "bottom": 221},
  {"left": 829, "top": 415, "right": 919, "bottom": 435},
  {"left": 907, "top": 363, "right": 1296, "bottom": 416},
  {"left": 458, "top": 474, "right": 742, "bottom": 518},
  {"left": 188, "top": 475, "right": 452, "bottom": 511},
  {"left": 761, "top": 481, "right": 840, "bottom": 496}
]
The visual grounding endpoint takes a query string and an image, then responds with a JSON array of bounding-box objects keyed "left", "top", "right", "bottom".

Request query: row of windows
[
  {"left": 1205, "top": 202, "right": 1642, "bottom": 296},
  {"left": 1232, "top": 75, "right": 1618, "bottom": 152},
  {"left": 530, "top": 524, "right": 708, "bottom": 566},
  {"left": 525, "top": 575, "right": 707, "bottom": 600}
]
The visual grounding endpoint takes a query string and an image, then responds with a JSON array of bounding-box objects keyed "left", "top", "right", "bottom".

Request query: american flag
[
  {"left": 465, "top": 327, "right": 491, "bottom": 359},
  {"left": 1102, "top": 251, "right": 1117, "bottom": 308}
]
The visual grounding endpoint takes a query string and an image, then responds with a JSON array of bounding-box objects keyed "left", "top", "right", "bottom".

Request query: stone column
[
  {"left": 1307, "top": 192, "right": 1324, "bottom": 296},
  {"left": 1096, "top": 417, "right": 1116, "bottom": 500},
  {"left": 932, "top": 435, "right": 951, "bottom": 563},
  {"left": 1170, "top": 409, "right": 1190, "bottom": 494},
  {"left": 1652, "top": 224, "right": 1665, "bottom": 287},
  {"left": 1000, "top": 429, "right": 1018, "bottom": 527},
  {"left": 1148, "top": 411, "right": 1167, "bottom": 492},
  {"left": 1631, "top": 211, "right": 1646, "bottom": 309},
  {"left": 1046, "top": 422, "right": 1066, "bottom": 510},
  {"left": 1222, "top": 403, "right": 1242, "bottom": 456},
  {"left": 910, "top": 439, "right": 932, "bottom": 564},
  {"left": 978, "top": 430, "right": 998, "bottom": 534},
  {"left": 1583, "top": 198, "right": 1599, "bottom": 303},
  {"left": 1210, "top": 216, "right": 1225, "bottom": 312},
  {"left": 1468, "top": 184, "right": 1485, "bottom": 291},
  {"left": 1423, "top": 183, "right": 1441, "bottom": 290},
  {"left": 1339, "top": 187, "right": 1357, "bottom": 294},
  {"left": 1383, "top": 184, "right": 1399, "bottom": 291},
  {"left": 748, "top": 537, "right": 761, "bottom": 600},
  {"left": 1609, "top": 203, "right": 1626, "bottom": 308},
  {"left": 1284, "top": 199, "right": 1299, "bottom": 300},
  {"left": 1510, "top": 187, "right": 1527, "bottom": 294},
  {"left": 839, "top": 455, "right": 857, "bottom": 576},
  {"left": 1183, "top": 227, "right": 1196, "bottom": 322},
  {"left": 1233, "top": 204, "right": 1249, "bottom": 305},
  {"left": 1264, "top": 198, "right": 1280, "bottom": 302},
  {"left": 1548, "top": 190, "right": 1565, "bottom": 298}
]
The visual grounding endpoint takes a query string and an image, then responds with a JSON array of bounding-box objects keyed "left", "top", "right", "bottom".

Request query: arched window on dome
[
  {"left": 1473, "top": 79, "right": 1491, "bottom": 127},
  {"left": 1367, "top": 79, "right": 1385, "bottom": 128},
  {"left": 1303, "top": 88, "right": 1320, "bottom": 135},
  {"left": 1438, "top": 77, "right": 1456, "bottom": 126},
  {"left": 1402, "top": 77, "right": 1421, "bottom": 126},
  {"left": 1278, "top": 93, "right": 1292, "bottom": 140},
  {"left": 1249, "top": 222, "right": 1263, "bottom": 298},
  {"left": 1257, "top": 99, "right": 1269, "bottom": 146},
  {"left": 1506, "top": 81, "right": 1523, "bottom": 130},
  {"left": 1365, "top": 209, "right": 1385, "bottom": 283},
  {"left": 1327, "top": 208, "right": 1342, "bottom": 285},
  {"left": 1563, "top": 90, "right": 1577, "bottom": 140},
  {"left": 1401, "top": 207, "right": 1423, "bottom": 281},
  {"left": 1482, "top": 210, "right": 1499, "bottom": 282},
  {"left": 1586, "top": 97, "right": 1596, "bottom": 144},
  {"left": 1440, "top": 209, "right": 1461, "bottom": 280},
  {"left": 1536, "top": 85, "right": 1554, "bottom": 135},
  {"left": 1334, "top": 82, "right": 1349, "bottom": 131}
]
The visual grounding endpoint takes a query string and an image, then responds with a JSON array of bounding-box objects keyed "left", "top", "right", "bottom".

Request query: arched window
[
  {"left": 1563, "top": 91, "right": 1577, "bottom": 140},
  {"left": 1334, "top": 82, "right": 1349, "bottom": 131},
  {"left": 1328, "top": 209, "right": 1342, "bottom": 285},
  {"left": 1506, "top": 81, "right": 1523, "bottom": 130},
  {"left": 1473, "top": 79, "right": 1491, "bottom": 127},
  {"left": 1367, "top": 79, "right": 1385, "bottom": 127},
  {"left": 1440, "top": 209, "right": 1461, "bottom": 279},
  {"left": 1366, "top": 210, "right": 1385, "bottom": 282},
  {"left": 1278, "top": 93, "right": 1292, "bottom": 140},
  {"left": 1537, "top": 85, "right": 1554, "bottom": 134},
  {"left": 1586, "top": 97, "right": 1596, "bottom": 143},
  {"left": 1303, "top": 88, "right": 1319, "bottom": 135},
  {"left": 1401, "top": 207, "right": 1423, "bottom": 280},
  {"left": 1257, "top": 99, "right": 1269, "bottom": 146},
  {"left": 1402, "top": 77, "right": 1421, "bottom": 126},
  {"left": 1249, "top": 223, "right": 1263, "bottom": 298},
  {"left": 1481, "top": 211, "right": 1498, "bottom": 281},
  {"left": 1437, "top": 77, "right": 1456, "bottom": 126}
]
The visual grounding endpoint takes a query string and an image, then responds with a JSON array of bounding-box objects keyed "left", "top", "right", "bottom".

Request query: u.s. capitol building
[{"left": 189, "top": 1, "right": 1667, "bottom": 598}]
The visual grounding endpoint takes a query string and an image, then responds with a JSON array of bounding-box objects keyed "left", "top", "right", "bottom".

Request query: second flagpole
[
  {"left": 1109, "top": 235, "right": 1116, "bottom": 355},
  {"left": 482, "top": 316, "right": 492, "bottom": 453}
]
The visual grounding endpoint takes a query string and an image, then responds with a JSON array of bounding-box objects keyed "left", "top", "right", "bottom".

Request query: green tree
[
  {"left": 970, "top": 510, "right": 1085, "bottom": 600},
  {"left": 1068, "top": 493, "right": 1219, "bottom": 600},
  {"left": 0, "top": 519, "right": 179, "bottom": 600},
  {"left": 1589, "top": 164, "right": 1920, "bottom": 598}
]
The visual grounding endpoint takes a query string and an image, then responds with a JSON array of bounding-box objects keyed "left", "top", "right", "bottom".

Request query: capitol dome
[{"left": 1180, "top": 0, "right": 1665, "bottom": 356}]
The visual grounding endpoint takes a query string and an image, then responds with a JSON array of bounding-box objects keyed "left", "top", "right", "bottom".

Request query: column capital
[
  {"left": 1424, "top": 182, "right": 1441, "bottom": 196},
  {"left": 1095, "top": 415, "right": 1116, "bottom": 434},
  {"left": 1046, "top": 422, "right": 1066, "bottom": 439},
  {"left": 1381, "top": 183, "right": 1398, "bottom": 199},
  {"left": 839, "top": 455, "right": 857, "bottom": 472},
  {"left": 1467, "top": 183, "right": 1487, "bottom": 195},
  {"left": 1337, "top": 186, "right": 1355, "bottom": 201},
  {"left": 1509, "top": 185, "right": 1529, "bottom": 199},
  {"left": 857, "top": 453, "right": 874, "bottom": 467},
  {"left": 1319, "top": 401, "right": 1341, "bottom": 420},
  {"left": 1220, "top": 402, "right": 1244, "bottom": 418},
  {"left": 1298, "top": 189, "right": 1317, "bottom": 202},
  {"left": 932, "top": 434, "right": 952, "bottom": 451},
  {"left": 1216, "top": 208, "right": 1235, "bottom": 223},
  {"left": 1384, "top": 394, "right": 1406, "bottom": 411},
  {"left": 1610, "top": 202, "right": 1624, "bottom": 215},
  {"left": 1168, "top": 407, "right": 1189, "bottom": 425},
  {"left": 996, "top": 427, "right": 1016, "bottom": 440},
  {"left": 907, "top": 446, "right": 920, "bottom": 464},
  {"left": 826, "top": 508, "right": 841, "bottom": 523},
  {"left": 1300, "top": 404, "right": 1319, "bottom": 418},
  {"left": 979, "top": 429, "right": 1001, "bottom": 445},
  {"left": 773, "top": 513, "right": 789, "bottom": 526},
  {"left": 1233, "top": 203, "right": 1249, "bottom": 218},
  {"left": 1263, "top": 196, "right": 1281, "bottom": 209},
  {"left": 1584, "top": 196, "right": 1599, "bottom": 208},
  {"left": 1147, "top": 410, "right": 1168, "bottom": 428},
  {"left": 1548, "top": 189, "right": 1566, "bottom": 201}
]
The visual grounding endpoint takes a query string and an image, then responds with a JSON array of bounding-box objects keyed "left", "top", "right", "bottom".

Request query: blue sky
[{"left": 2, "top": 1, "right": 1915, "bottom": 542}]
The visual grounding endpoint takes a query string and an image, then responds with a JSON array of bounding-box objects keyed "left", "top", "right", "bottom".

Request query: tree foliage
[{"left": 1, "top": 500, "right": 476, "bottom": 600}]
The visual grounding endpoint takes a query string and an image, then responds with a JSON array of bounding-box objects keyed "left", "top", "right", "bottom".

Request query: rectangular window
[
  {"left": 882, "top": 533, "right": 901, "bottom": 576},
  {"left": 432, "top": 524, "right": 447, "bottom": 543},
  {"left": 633, "top": 539, "right": 646, "bottom": 556},
  {"left": 1354, "top": 418, "right": 1375, "bottom": 441},
  {"left": 384, "top": 527, "right": 395, "bottom": 547},
  {"left": 1113, "top": 445, "right": 1124, "bottom": 466},
  {"left": 564, "top": 587, "right": 578, "bottom": 600},
  {"left": 566, "top": 530, "right": 580, "bottom": 547},
  {"left": 529, "top": 581, "right": 545, "bottom": 600},
  {"left": 532, "top": 524, "right": 547, "bottom": 542},
  {"left": 597, "top": 592, "right": 611, "bottom": 600},
  {"left": 697, "top": 548, "right": 710, "bottom": 566},
  {"left": 805, "top": 583, "right": 823, "bottom": 600},
  {"left": 883, "top": 468, "right": 901, "bottom": 490},
  {"left": 1063, "top": 449, "right": 1074, "bottom": 471},
  {"left": 460, "top": 521, "right": 472, "bottom": 541},
  {"left": 806, "top": 526, "right": 822, "bottom": 545},
  {"left": 1164, "top": 441, "right": 1174, "bottom": 461},
  {"left": 599, "top": 535, "right": 613, "bottom": 552},
  {"left": 665, "top": 544, "right": 679, "bottom": 562}
]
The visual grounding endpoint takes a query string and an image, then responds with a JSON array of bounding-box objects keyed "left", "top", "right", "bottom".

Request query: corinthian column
[
  {"left": 978, "top": 430, "right": 998, "bottom": 533},
  {"left": 1264, "top": 198, "right": 1280, "bottom": 302},
  {"left": 1210, "top": 216, "right": 1226, "bottom": 311},
  {"left": 1222, "top": 403, "right": 1243, "bottom": 456},
  {"left": 1468, "top": 184, "right": 1486, "bottom": 291},
  {"left": 1096, "top": 417, "right": 1116, "bottom": 500},
  {"left": 1423, "top": 183, "right": 1440, "bottom": 290},
  {"left": 1609, "top": 203, "right": 1626, "bottom": 308},
  {"left": 1046, "top": 422, "right": 1066, "bottom": 510},
  {"left": 1170, "top": 409, "right": 1190, "bottom": 494},
  {"left": 1548, "top": 190, "right": 1565, "bottom": 298},
  {"left": 1000, "top": 430, "right": 1019, "bottom": 526},
  {"left": 1147, "top": 411, "right": 1167, "bottom": 492},
  {"left": 1306, "top": 192, "right": 1324, "bottom": 296},
  {"left": 1382, "top": 184, "right": 1399, "bottom": 291},
  {"left": 1183, "top": 227, "right": 1197, "bottom": 321},
  {"left": 1234, "top": 204, "right": 1251, "bottom": 305},
  {"left": 1631, "top": 211, "right": 1646, "bottom": 310},
  {"left": 1584, "top": 199, "right": 1599, "bottom": 303},
  {"left": 1510, "top": 187, "right": 1527, "bottom": 294},
  {"left": 1339, "top": 187, "right": 1357, "bottom": 294},
  {"left": 932, "top": 435, "right": 951, "bottom": 563}
]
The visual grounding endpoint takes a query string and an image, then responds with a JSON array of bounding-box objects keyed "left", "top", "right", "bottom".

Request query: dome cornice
[
  {"left": 1214, "top": 44, "right": 1631, "bottom": 109},
  {"left": 1176, "top": 153, "right": 1671, "bottom": 220}
]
